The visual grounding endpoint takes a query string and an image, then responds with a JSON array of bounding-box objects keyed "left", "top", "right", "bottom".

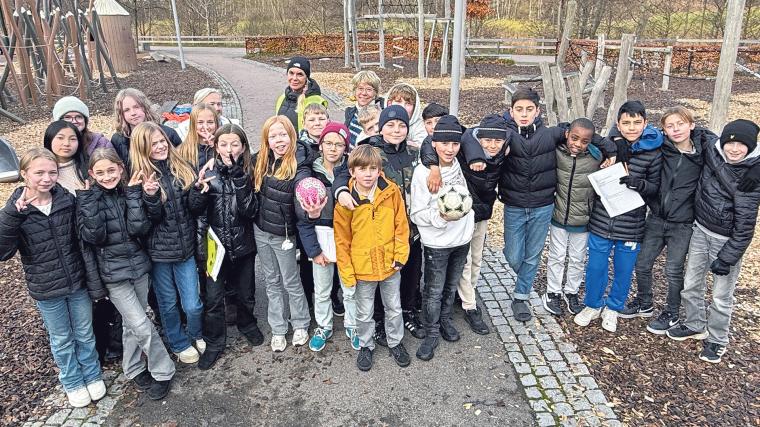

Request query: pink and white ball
[{"left": 295, "top": 177, "right": 327, "bottom": 206}]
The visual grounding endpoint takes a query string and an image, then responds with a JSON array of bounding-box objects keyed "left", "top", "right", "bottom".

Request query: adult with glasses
[
  {"left": 343, "top": 71, "right": 384, "bottom": 148},
  {"left": 53, "top": 96, "right": 113, "bottom": 155}
]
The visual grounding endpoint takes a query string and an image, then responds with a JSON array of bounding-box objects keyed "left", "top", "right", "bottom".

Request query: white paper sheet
[
  {"left": 314, "top": 225, "right": 337, "bottom": 263},
  {"left": 587, "top": 162, "right": 645, "bottom": 218}
]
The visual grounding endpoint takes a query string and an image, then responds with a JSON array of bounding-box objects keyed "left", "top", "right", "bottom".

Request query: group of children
[{"left": 3, "top": 55, "right": 760, "bottom": 409}]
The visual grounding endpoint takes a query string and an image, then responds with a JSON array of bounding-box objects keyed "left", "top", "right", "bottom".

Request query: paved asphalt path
[{"left": 104, "top": 47, "right": 532, "bottom": 426}]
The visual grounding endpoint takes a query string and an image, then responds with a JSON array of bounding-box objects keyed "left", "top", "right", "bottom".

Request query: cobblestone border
[
  {"left": 21, "top": 369, "right": 129, "bottom": 427},
  {"left": 478, "top": 247, "right": 621, "bottom": 427}
]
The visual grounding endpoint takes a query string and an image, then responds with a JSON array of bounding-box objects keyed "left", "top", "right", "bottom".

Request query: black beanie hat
[
  {"left": 433, "top": 115, "right": 464, "bottom": 142},
  {"left": 721, "top": 119, "right": 759, "bottom": 153},
  {"left": 287, "top": 56, "right": 311, "bottom": 78},
  {"left": 379, "top": 105, "right": 410, "bottom": 130},
  {"left": 477, "top": 114, "right": 508, "bottom": 140}
]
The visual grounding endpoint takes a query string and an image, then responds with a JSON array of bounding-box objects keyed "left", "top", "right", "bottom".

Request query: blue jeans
[
  {"left": 151, "top": 256, "right": 203, "bottom": 353},
  {"left": 36, "top": 288, "right": 102, "bottom": 392},
  {"left": 584, "top": 233, "right": 641, "bottom": 311},
  {"left": 503, "top": 204, "right": 553, "bottom": 300}
]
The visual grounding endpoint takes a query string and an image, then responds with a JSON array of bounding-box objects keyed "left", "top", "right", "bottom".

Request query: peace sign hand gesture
[
  {"left": 195, "top": 163, "right": 216, "bottom": 194},
  {"left": 143, "top": 172, "right": 160, "bottom": 196},
  {"left": 14, "top": 187, "right": 38, "bottom": 213}
]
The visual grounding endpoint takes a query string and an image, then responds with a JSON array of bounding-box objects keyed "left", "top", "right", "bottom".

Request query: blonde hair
[
  {"left": 193, "top": 88, "right": 221, "bottom": 106},
  {"left": 129, "top": 122, "right": 196, "bottom": 200},
  {"left": 176, "top": 103, "right": 220, "bottom": 166},
  {"left": 20, "top": 147, "right": 58, "bottom": 174},
  {"left": 253, "top": 116, "right": 298, "bottom": 192},
  {"left": 88, "top": 148, "right": 127, "bottom": 186},
  {"left": 304, "top": 102, "right": 328, "bottom": 118},
  {"left": 387, "top": 83, "right": 416, "bottom": 104},
  {"left": 113, "top": 88, "right": 160, "bottom": 137},
  {"left": 348, "top": 144, "right": 382, "bottom": 170},
  {"left": 661, "top": 106, "right": 695, "bottom": 127},
  {"left": 351, "top": 70, "right": 381, "bottom": 93},
  {"left": 358, "top": 105, "right": 381, "bottom": 127}
]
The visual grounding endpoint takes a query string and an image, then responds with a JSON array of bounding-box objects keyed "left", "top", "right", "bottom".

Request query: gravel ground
[{"left": 0, "top": 55, "right": 209, "bottom": 426}]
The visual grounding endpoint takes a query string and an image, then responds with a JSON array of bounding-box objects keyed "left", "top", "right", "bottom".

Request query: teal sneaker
[
  {"left": 308, "top": 328, "right": 333, "bottom": 352},
  {"left": 345, "top": 328, "right": 360, "bottom": 351}
]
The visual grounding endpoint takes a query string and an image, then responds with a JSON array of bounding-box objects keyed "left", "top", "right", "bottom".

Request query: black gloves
[
  {"left": 228, "top": 154, "right": 245, "bottom": 179},
  {"left": 620, "top": 175, "right": 645, "bottom": 192},
  {"left": 738, "top": 163, "right": 760, "bottom": 192},
  {"left": 710, "top": 258, "right": 731, "bottom": 276}
]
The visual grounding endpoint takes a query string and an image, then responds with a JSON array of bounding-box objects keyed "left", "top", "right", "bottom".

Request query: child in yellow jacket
[{"left": 334, "top": 144, "right": 411, "bottom": 371}]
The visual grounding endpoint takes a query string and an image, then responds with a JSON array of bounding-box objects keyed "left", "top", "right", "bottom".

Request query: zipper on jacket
[
  {"left": 661, "top": 154, "right": 683, "bottom": 218},
  {"left": 223, "top": 178, "right": 235, "bottom": 260},
  {"left": 563, "top": 157, "right": 577, "bottom": 225}
]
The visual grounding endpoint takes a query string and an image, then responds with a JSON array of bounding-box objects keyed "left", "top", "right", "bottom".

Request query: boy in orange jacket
[{"left": 334, "top": 144, "right": 411, "bottom": 372}]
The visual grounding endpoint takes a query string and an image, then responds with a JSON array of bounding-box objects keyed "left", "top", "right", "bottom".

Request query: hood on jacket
[
  {"left": 467, "top": 128, "right": 508, "bottom": 162},
  {"left": 629, "top": 124, "right": 664, "bottom": 152},
  {"left": 385, "top": 83, "right": 427, "bottom": 147},
  {"left": 714, "top": 138, "right": 760, "bottom": 165}
]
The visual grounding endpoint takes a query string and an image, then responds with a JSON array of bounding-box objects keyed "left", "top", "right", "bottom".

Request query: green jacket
[
  {"left": 275, "top": 78, "right": 328, "bottom": 132},
  {"left": 552, "top": 144, "right": 602, "bottom": 231}
]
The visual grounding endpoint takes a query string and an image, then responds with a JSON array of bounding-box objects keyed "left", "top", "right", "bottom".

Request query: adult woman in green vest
[{"left": 275, "top": 56, "right": 329, "bottom": 133}]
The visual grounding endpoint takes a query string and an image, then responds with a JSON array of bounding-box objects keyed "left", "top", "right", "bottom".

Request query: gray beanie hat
[{"left": 52, "top": 96, "right": 89, "bottom": 121}]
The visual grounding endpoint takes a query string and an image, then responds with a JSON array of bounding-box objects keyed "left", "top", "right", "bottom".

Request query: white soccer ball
[{"left": 437, "top": 184, "right": 473, "bottom": 220}]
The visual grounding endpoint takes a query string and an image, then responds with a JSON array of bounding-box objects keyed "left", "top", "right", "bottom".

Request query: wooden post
[
  {"left": 66, "top": 13, "right": 87, "bottom": 100},
  {"left": 550, "top": 65, "right": 570, "bottom": 122},
  {"left": 417, "top": 0, "right": 424, "bottom": 78},
  {"left": 586, "top": 65, "right": 612, "bottom": 118},
  {"left": 709, "top": 0, "right": 746, "bottom": 132},
  {"left": 3, "top": 2, "right": 34, "bottom": 105},
  {"left": 343, "top": 0, "right": 350, "bottom": 68},
  {"left": 555, "top": 0, "right": 577, "bottom": 67},
  {"left": 567, "top": 74, "right": 584, "bottom": 120},
  {"left": 595, "top": 33, "right": 605, "bottom": 80},
  {"left": 378, "top": 0, "right": 385, "bottom": 68},
  {"left": 440, "top": 0, "right": 451, "bottom": 76},
  {"left": 579, "top": 60, "right": 594, "bottom": 91},
  {"left": 539, "top": 61, "right": 558, "bottom": 126},
  {"left": 604, "top": 33, "right": 635, "bottom": 134},
  {"left": 660, "top": 46, "right": 673, "bottom": 91}
]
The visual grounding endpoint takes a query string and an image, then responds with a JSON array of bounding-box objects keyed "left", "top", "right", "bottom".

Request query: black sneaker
[
  {"left": 416, "top": 336, "right": 439, "bottom": 361},
  {"left": 440, "top": 321, "right": 460, "bottom": 342},
  {"left": 619, "top": 298, "right": 654, "bottom": 319},
  {"left": 332, "top": 299, "right": 345, "bottom": 317},
  {"left": 512, "top": 299, "right": 532, "bottom": 322},
  {"left": 699, "top": 341, "right": 726, "bottom": 364},
  {"left": 357, "top": 347, "right": 374, "bottom": 371},
  {"left": 147, "top": 378, "right": 172, "bottom": 400},
  {"left": 389, "top": 343, "right": 411, "bottom": 367},
  {"left": 666, "top": 324, "right": 709, "bottom": 341},
  {"left": 646, "top": 310, "right": 679, "bottom": 335},
  {"left": 564, "top": 293, "right": 584, "bottom": 315},
  {"left": 464, "top": 308, "right": 490, "bottom": 335},
  {"left": 132, "top": 370, "right": 153, "bottom": 392},
  {"left": 198, "top": 349, "right": 222, "bottom": 371},
  {"left": 542, "top": 293, "right": 563, "bottom": 316},
  {"left": 244, "top": 324, "right": 265, "bottom": 346},
  {"left": 403, "top": 310, "right": 426, "bottom": 339},
  {"left": 374, "top": 321, "right": 388, "bottom": 347}
]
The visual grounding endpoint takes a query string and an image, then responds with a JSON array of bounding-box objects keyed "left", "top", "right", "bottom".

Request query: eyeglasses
[
  {"left": 355, "top": 87, "right": 376, "bottom": 94},
  {"left": 63, "top": 114, "right": 85, "bottom": 123},
  {"left": 322, "top": 142, "right": 346, "bottom": 150}
]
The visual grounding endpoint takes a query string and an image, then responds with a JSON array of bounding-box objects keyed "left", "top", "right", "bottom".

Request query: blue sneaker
[
  {"left": 345, "top": 328, "right": 360, "bottom": 351},
  {"left": 308, "top": 328, "right": 333, "bottom": 352}
]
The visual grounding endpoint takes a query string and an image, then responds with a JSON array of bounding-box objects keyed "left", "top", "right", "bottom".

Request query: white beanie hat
[
  {"left": 193, "top": 88, "right": 221, "bottom": 105},
  {"left": 52, "top": 96, "right": 89, "bottom": 121}
]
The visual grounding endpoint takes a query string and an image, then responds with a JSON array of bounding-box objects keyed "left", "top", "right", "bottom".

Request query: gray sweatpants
[
  {"left": 354, "top": 271, "right": 404, "bottom": 350},
  {"left": 106, "top": 274, "right": 175, "bottom": 381},
  {"left": 681, "top": 226, "right": 743, "bottom": 347},
  {"left": 254, "top": 225, "right": 311, "bottom": 336}
]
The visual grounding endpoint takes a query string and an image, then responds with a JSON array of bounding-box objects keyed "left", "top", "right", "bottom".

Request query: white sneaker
[
  {"left": 175, "top": 346, "right": 200, "bottom": 364},
  {"left": 66, "top": 387, "right": 92, "bottom": 408},
  {"left": 601, "top": 308, "right": 618, "bottom": 333},
  {"left": 292, "top": 329, "right": 309, "bottom": 346},
  {"left": 574, "top": 307, "right": 602, "bottom": 327},
  {"left": 195, "top": 338, "right": 206, "bottom": 354},
  {"left": 271, "top": 335, "right": 287, "bottom": 352},
  {"left": 86, "top": 380, "right": 106, "bottom": 401}
]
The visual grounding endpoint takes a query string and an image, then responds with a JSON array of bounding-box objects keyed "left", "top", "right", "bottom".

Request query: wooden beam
[
  {"left": 595, "top": 33, "right": 605, "bottom": 80},
  {"left": 555, "top": 0, "right": 577, "bottom": 67},
  {"left": 604, "top": 34, "right": 635, "bottom": 134},
  {"left": 550, "top": 65, "right": 570, "bottom": 122},
  {"left": 709, "top": 0, "right": 746, "bottom": 133},
  {"left": 660, "top": 46, "right": 673, "bottom": 91},
  {"left": 539, "top": 61, "right": 558, "bottom": 126},
  {"left": 586, "top": 65, "right": 612, "bottom": 118},
  {"left": 567, "top": 75, "right": 584, "bottom": 120},
  {"left": 579, "top": 60, "right": 594, "bottom": 91}
]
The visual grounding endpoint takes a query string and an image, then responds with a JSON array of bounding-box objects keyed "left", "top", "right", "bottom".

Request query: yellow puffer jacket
[{"left": 334, "top": 174, "right": 410, "bottom": 286}]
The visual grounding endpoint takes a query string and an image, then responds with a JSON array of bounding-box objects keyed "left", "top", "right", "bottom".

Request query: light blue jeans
[
  {"left": 151, "top": 256, "right": 203, "bottom": 353},
  {"left": 503, "top": 204, "right": 554, "bottom": 300},
  {"left": 36, "top": 288, "right": 102, "bottom": 392}
]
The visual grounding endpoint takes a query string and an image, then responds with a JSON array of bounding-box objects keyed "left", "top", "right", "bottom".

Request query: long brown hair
[
  {"left": 176, "top": 103, "right": 220, "bottom": 166},
  {"left": 253, "top": 115, "right": 298, "bottom": 192},
  {"left": 113, "top": 88, "right": 161, "bottom": 137},
  {"left": 129, "top": 122, "right": 196, "bottom": 200},
  {"left": 215, "top": 124, "right": 253, "bottom": 176}
]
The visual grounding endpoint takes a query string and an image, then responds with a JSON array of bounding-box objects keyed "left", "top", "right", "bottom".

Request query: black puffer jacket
[
  {"left": 77, "top": 184, "right": 152, "bottom": 283},
  {"left": 0, "top": 184, "right": 100, "bottom": 301},
  {"left": 189, "top": 156, "right": 258, "bottom": 262},
  {"left": 142, "top": 161, "right": 197, "bottom": 262},
  {"left": 253, "top": 149, "right": 312, "bottom": 237},
  {"left": 589, "top": 125, "right": 664, "bottom": 242},
  {"left": 420, "top": 128, "right": 509, "bottom": 222},
  {"left": 694, "top": 141, "right": 760, "bottom": 265},
  {"left": 277, "top": 78, "right": 325, "bottom": 132},
  {"left": 649, "top": 127, "right": 716, "bottom": 224},
  {"left": 111, "top": 124, "right": 182, "bottom": 173}
]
